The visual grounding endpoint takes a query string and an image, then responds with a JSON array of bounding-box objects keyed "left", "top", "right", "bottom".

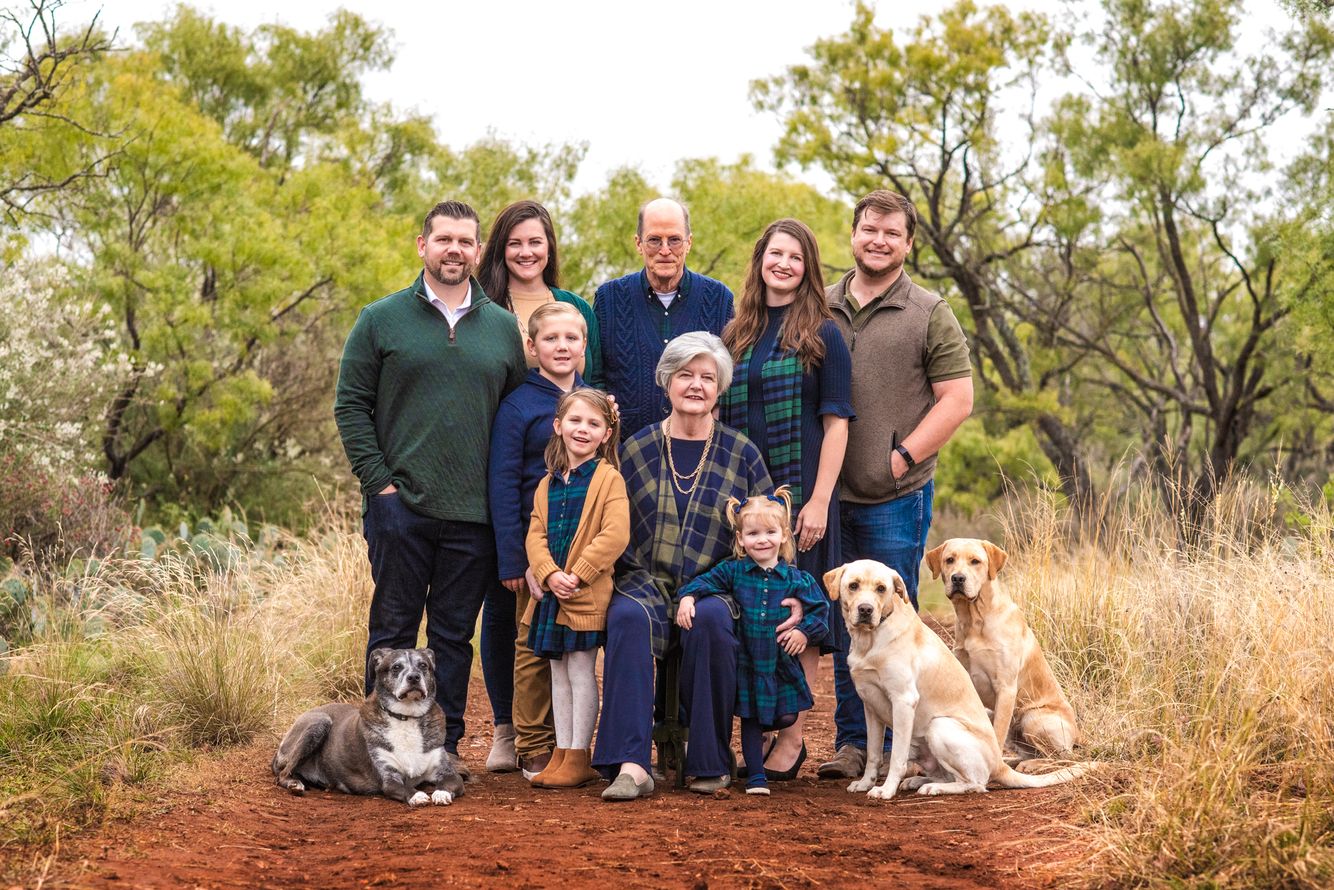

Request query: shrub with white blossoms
[
  {"left": 0, "top": 260, "right": 135, "bottom": 561},
  {"left": 0, "top": 261, "right": 131, "bottom": 474}
]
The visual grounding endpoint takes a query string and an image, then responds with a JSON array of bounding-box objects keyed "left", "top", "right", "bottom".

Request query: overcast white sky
[
  {"left": 82, "top": 0, "right": 1304, "bottom": 196},
  {"left": 82, "top": 0, "right": 1068, "bottom": 194}
]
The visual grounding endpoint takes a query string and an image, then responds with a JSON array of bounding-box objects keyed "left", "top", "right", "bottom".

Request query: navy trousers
[
  {"left": 363, "top": 492, "right": 494, "bottom": 752},
  {"left": 593, "top": 594, "right": 738, "bottom": 778},
  {"left": 479, "top": 584, "right": 515, "bottom": 725}
]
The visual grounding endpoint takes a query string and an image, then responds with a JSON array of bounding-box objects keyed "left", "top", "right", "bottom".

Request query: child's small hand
[
  {"left": 778, "top": 628, "right": 808, "bottom": 656},
  {"left": 549, "top": 571, "right": 580, "bottom": 599},
  {"left": 501, "top": 576, "right": 525, "bottom": 594},
  {"left": 676, "top": 596, "right": 696, "bottom": 630}
]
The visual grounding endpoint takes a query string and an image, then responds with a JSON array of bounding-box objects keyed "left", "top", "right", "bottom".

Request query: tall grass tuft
[
  {"left": 1001, "top": 475, "right": 1334, "bottom": 888},
  {"left": 0, "top": 516, "right": 371, "bottom": 845}
]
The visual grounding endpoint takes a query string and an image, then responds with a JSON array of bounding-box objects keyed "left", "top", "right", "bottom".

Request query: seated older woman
[{"left": 594, "top": 332, "right": 775, "bottom": 801}]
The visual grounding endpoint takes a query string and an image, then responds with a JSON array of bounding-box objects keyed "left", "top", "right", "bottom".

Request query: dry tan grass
[{"left": 998, "top": 478, "right": 1334, "bottom": 888}]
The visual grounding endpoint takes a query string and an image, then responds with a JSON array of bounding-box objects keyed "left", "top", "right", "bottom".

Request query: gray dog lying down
[{"left": 272, "top": 647, "right": 464, "bottom": 807}]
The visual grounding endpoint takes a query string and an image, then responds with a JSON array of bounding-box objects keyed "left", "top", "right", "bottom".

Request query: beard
[
  {"left": 853, "top": 251, "right": 904, "bottom": 280},
  {"left": 427, "top": 256, "right": 471, "bottom": 288}
]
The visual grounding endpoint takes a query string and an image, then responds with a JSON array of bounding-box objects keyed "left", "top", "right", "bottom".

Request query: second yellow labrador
[
  {"left": 926, "top": 538, "right": 1083, "bottom": 756},
  {"left": 825, "top": 560, "right": 1090, "bottom": 799}
]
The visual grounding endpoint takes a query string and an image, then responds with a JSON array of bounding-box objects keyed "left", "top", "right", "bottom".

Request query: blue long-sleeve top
[{"left": 487, "top": 369, "right": 584, "bottom": 580}]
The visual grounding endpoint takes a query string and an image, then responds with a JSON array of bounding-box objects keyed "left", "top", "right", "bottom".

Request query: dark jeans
[
  {"left": 363, "top": 492, "right": 494, "bottom": 752},
  {"left": 833, "top": 480, "right": 934, "bottom": 752},
  {"left": 480, "top": 584, "right": 515, "bottom": 725}
]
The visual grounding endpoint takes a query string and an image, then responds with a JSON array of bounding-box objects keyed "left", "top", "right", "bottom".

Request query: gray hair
[{"left": 655, "top": 331, "right": 733, "bottom": 394}]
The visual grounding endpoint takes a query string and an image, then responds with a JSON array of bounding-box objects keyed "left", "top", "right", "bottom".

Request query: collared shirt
[
  {"left": 423, "top": 276, "right": 473, "bottom": 329},
  {"left": 642, "top": 270, "right": 692, "bottom": 346}
]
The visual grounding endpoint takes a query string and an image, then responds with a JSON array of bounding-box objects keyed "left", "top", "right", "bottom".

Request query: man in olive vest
[{"left": 818, "top": 189, "right": 975, "bottom": 780}]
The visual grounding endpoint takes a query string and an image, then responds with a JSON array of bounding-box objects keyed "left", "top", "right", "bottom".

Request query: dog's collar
[{"left": 383, "top": 706, "right": 421, "bottom": 721}]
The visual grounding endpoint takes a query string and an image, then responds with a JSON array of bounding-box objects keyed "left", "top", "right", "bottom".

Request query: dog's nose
[
  {"left": 856, "top": 603, "right": 874, "bottom": 621},
  {"left": 405, "top": 672, "right": 422, "bottom": 685},
  {"left": 950, "top": 573, "right": 966, "bottom": 586}
]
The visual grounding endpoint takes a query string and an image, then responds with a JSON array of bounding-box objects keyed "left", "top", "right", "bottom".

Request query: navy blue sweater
[
  {"left": 487, "top": 369, "right": 585, "bottom": 580},
  {"left": 594, "top": 268, "right": 734, "bottom": 439}
]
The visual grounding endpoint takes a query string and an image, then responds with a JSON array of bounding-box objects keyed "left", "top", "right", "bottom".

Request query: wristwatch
[{"left": 894, "top": 443, "right": 916, "bottom": 469}]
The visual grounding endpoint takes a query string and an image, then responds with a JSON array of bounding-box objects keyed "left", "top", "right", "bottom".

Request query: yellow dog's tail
[{"left": 994, "top": 761, "right": 1096, "bottom": 789}]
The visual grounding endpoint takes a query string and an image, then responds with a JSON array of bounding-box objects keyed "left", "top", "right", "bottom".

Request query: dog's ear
[
  {"left": 892, "top": 572, "right": 910, "bottom": 605},
  {"left": 823, "top": 565, "right": 846, "bottom": 600},
  {"left": 417, "top": 647, "right": 436, "bottom": 672},
  {"left": 925, "top": 542, "right": 946, "bottom": 580},
  {"left": 982, "top": 541, "right": 1008, "bottom": 579},
  {"left": 369, "top": 648, "right": 393, "bottom": 673}
]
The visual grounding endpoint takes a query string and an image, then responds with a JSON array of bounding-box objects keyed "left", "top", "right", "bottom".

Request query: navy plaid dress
[
  {"left": 528, "top": 459, "right": 607, "bottom": 659},
  {"left": 677, "top": 556, "right": 830, "bottom": 729}
]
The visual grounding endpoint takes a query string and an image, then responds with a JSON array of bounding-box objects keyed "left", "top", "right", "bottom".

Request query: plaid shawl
[
  {"left": 615, "top": 421, "right": 773, "bottom": 659},
  {"left": 720, "top": 343, "right": 805, "bottom": 509}
]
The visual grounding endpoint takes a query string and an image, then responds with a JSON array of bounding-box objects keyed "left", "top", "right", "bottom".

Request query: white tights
[{"left": 549, "top": 649, "right": 599, "bottom": 750}]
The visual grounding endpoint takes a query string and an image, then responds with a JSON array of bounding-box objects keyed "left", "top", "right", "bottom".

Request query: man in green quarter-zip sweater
[{"left": 335, "top": 200, "right": 527, "bottom": 778}]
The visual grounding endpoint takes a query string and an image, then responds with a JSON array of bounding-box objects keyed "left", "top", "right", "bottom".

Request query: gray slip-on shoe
[
  {"left": 601, "top": 772, "right": 654, "bottom": 801},
  {"left": 687, "top": 774, "right": 731, "bottom": 794}
]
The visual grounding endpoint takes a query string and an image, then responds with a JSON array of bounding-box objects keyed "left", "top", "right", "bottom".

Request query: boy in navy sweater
[{"left": 485, "top": 301, "right": 589, "bottom": 780}]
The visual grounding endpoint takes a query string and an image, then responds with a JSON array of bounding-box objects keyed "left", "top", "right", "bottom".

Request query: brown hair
[
  {"left": 526, "top": 301, "right": 586, "bottom": 342},
  {"left": 852, "top": 190, "right": 917, "bottom": 241},
  {"left": 477, "top": 200, "right": 561, "bottom": 312},
  {"left": 422, "top": 200, "right": 480, "bottom": 240},
  {"left": 724, "top": 485, "right": 796, "bottom": 563},
  {"left": 722, "top": 218, "right": 831, "bottom": 370},
  {"left": 544, "top": 388, "right": 621, "bottom": 476}
]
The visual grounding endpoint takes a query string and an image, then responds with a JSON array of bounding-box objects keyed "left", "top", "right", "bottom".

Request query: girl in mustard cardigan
[{"left": 524, "top": 388, "right": 630, "bottom": 788}]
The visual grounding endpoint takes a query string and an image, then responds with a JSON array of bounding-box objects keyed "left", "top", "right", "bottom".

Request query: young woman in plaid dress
[
  {"left": 676, "top": 488, "right": 829, "bottom": 796},
  {"left": 719, "top": 219, "right": 853, "bottom": 779}
]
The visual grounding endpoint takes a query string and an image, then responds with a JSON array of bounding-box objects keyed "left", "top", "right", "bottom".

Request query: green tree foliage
[
  {"left": 751, "top": 1, "right": 1098, "bottom": 511},
  {"left": 755, "top": 0, "right": 1334, "bottom": 512},
  {"left": 0, "top": 0, "right": 115, "bottom": 229}
]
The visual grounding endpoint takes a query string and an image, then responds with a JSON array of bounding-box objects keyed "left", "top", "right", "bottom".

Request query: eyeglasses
[{"left": 641, "top": 235, "right": 686, "bottom": 253}]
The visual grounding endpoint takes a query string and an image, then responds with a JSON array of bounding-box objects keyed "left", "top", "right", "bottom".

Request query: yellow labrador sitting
[
  {"left": 825, "top": 560, "right": 1090, "bottom": 799},
  {"left": 926, "top": 539, "right": 1082, "bottom": 756}
]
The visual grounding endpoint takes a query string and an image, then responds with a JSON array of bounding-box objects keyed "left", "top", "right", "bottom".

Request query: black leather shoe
[{"left": 764, "top": 742, "right": 807, "bottom": 782}]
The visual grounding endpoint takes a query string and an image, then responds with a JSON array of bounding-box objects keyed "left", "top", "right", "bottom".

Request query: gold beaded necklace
[{"left": 663, "top": 416, "right": 715, "bottom": 496}]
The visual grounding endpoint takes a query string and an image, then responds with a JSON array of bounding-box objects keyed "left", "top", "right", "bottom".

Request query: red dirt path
[{"left": 26, "top": 649, "right": 1091, "bottom": 889}]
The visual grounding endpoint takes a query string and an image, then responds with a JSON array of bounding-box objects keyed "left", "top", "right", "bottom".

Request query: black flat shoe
[{"left": 764, "top": 741, "right": 807, "bottom": 782}]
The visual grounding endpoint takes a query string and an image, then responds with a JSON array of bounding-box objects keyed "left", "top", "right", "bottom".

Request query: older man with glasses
[{"left": 593, "top": 197, "right": 734, "bottom": 440}]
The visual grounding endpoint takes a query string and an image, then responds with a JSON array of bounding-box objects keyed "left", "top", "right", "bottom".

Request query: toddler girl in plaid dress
[
  {"left": 675, "top": 487, "right": 829, "bottom": 795},
  {"left": 524, "top": 389, "right": 630, "bottom": 788}
]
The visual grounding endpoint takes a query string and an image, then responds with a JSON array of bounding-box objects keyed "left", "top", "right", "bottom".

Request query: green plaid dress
[
  {"left": 615, "top": 422, "right": 773, "bottom": 660},
  {"left": 678, "top": 557, "right": 829, "bottom": 728},
  {"left": 528, "top": 459, "right": 606, "bottom": 658}
]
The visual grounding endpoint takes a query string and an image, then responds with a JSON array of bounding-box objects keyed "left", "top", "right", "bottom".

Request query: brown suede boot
[
  {"left": 541, "top": 748, "right": 601, "bottom": 788},
  {"left": 530, "top": 748, "right": 567, "bottom": 787}
]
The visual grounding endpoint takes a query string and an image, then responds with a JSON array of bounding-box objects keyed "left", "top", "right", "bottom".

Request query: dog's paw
[
  {"left": 868, "top": 783, "right": 898, "bottom": 800},
  {"left": 278, "top": 778, "right": 305, "bottom": 795},
  {"left": 430, "top": 789, "right": 453, "bottom": 806},
  {"left": 917, "top": 783, "right": 944, "bottom": 796},
  {"left": 847, "top": 778, "right": 875, "bottom": 793},
  {"left": 408, "top": 790, "right": 430, "bottom": 807}
]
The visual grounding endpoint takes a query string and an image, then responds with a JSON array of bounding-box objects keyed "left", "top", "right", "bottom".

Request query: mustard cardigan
[{"left": 523, "top": 461, "right": 631, "bottom": 631}]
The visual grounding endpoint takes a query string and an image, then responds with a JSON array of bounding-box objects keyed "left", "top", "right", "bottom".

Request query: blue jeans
[
  {"left": 480, "top": 585, "right": 515, "bottom": 726},
  {"left": 832, "top": 480, "right": 934, "bottom": 752}
]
